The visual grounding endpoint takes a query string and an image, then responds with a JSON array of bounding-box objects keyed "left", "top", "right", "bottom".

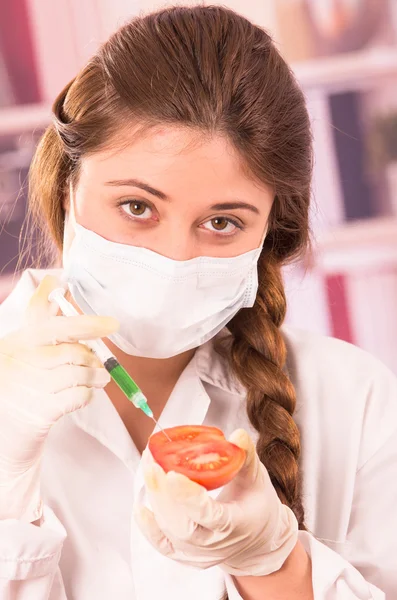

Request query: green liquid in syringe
[{"left": 104, "top": 357, "right": 153, "bottom": 417}]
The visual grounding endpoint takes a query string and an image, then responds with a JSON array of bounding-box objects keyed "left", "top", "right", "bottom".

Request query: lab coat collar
[
  {"left": 71, "top": 389, "right": 141, "bottom": 471},
  {"left": 70, "top": 330, "right": 243, "bottom": 471},
  {"left": 194, "top": 328, "right": 246, "bottom": 397}
]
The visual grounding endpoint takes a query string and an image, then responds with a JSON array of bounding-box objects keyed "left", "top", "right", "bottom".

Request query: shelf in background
[
  {"left": 292, "top": 46, "right": 397, "bottom": 91},
  {"left": 0, "top": 104, "right": 51, "bottom": 135},
  {"left": 315, "top": 217, "right": 397, "bottom": 273}
]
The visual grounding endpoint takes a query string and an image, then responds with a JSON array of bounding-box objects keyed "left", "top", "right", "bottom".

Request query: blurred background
[{"left": 1, "top": 0, "right": 397, "bottom": 372}]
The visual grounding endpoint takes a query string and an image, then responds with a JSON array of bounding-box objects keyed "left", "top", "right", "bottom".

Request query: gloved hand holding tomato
[
  {"left": 148, "top": 425, "right": 246, "bottom": 490},
  {"left": 134, "top": 425, "right": 298, "bottom": 577}
]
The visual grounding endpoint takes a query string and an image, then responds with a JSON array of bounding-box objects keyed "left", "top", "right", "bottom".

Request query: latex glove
[
  {"left": 134, "top": 428, "right": 298, "bottom": 576},
  {"left": 0, "top": 275, "right": 119, "bottom": 523}
]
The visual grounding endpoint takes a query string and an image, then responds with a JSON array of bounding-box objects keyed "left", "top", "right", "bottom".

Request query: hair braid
[{"left": 227, "top": 253, "right": 305, "bottom": 529}]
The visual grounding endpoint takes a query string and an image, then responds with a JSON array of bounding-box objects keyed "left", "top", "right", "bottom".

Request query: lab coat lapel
[
  {"left": 71, "top": 389, "right": 141, "bottom": 471},
  {"left": 130, "top": 357, "right": 227, "bottom": 600}
]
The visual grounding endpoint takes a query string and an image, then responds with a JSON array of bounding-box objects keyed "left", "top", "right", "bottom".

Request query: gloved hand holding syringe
[
  {"left": 0, "top": 275, "right": 171, "bottom": 525},
  {"left": 48, "top": 287, "right": 171, "bottom": 440}
]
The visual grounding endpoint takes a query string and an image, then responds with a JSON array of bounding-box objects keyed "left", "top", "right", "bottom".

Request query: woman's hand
[
  {"left": 0, "top": 275, "right": 119, "bottom": 522},
  {"left": 134, "top": 429, "right": 298, "bottom": 576}
]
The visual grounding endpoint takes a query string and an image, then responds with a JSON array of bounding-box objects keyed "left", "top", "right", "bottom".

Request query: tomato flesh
[
  {"left": 149, "top": 425, "right": 224, "bottom": 450},
  {"left": 148, "top": 425, "right": 246, "bottom": 490}
]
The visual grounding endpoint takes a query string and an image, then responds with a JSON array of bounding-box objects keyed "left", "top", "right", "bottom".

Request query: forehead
[
  {"left": 81, "top": 126, "right": 237, "bottom": 175},
  {"left": 79, "top": 125, "right": 270, "bottom": 196}
]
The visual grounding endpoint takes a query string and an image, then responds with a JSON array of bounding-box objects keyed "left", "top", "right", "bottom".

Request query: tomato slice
[
  {"left": 148, "top": 425, "right": 246, "bottom": 491},
  {"left": 149, "top": 425, "right": 224, "bottom": 452}
]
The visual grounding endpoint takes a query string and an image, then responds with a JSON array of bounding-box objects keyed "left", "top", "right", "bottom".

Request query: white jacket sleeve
[
  {"left": 224, "top": 361, "right": 397, "bottom": 599},
  {"left": 223, "top": 528, "right": 385, "bottom": 599},
  {"left": 225, "top": 492, "right": 389, "bottom": 600},
  {"left": 0, "top": 506, "right": 68, "bottom": 599},
  {"left": 0, "top": 271, "right": 67, "bottom": 599}
]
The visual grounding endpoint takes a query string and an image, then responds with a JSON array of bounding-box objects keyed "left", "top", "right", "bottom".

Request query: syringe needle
[{"left": 151, "top": 417, "right": 172, "bottom": 441}]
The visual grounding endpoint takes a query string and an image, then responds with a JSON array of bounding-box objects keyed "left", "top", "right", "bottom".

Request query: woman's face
[{"left": 65, "top": 125, "right": 273, "bottom": 260}]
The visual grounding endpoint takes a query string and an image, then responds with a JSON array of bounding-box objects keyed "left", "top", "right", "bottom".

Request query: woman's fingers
[
  {"left": 165, "top": 471, "right": 232, "bottom": 532},
  {"left": 22, "top": 363, "right": 110, "bottom": 394},
  {"left": 8, "top": 314, "right": 119, "bottom": 347},
  {"left": 142, "top": 452, "right": 198, "bottom": 540},
  {"left": 52, "top": 384, "right": 105, "bottom": 415},
  {"left": 142, "top": 448, "right": 233, "bottom": 534},
  {"left": 227, "top": 429, "right": 259, "bottom": 487},
  {"left": 3, "top": 350, "right": 110, "bottom": 393},
  {"left": 24, "top": 275, "right": 64, "bottom": 325},
  {"left": 5, "top": 342, "right": 103, "bottom": 369},
  {"left": 134, "top": 504, "right": 174, "bottom": 557}
]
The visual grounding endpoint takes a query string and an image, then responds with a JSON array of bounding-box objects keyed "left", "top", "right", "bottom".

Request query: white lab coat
[{"left": 0, "top": 268, "right": 396, "bottom": 600}]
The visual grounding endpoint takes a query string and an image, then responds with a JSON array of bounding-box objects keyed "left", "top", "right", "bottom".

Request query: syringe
[{"left": 48, "top": 287, "right": 171, "bottom": 440}]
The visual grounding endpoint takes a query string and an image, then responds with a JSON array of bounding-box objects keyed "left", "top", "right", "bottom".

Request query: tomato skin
[{"left": 148, "top": 425, "right": 246, "bottom": 491}]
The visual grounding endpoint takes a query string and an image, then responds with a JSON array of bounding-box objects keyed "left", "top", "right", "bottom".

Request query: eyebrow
[
  {"left": 105, "top": 178, "right": 170, "bottom": 200},
  {"left": 105, "top": 178, "right": 260, "bottom": 214},
  {"left": 210, "top": 202, "right": 260, "bottom": 215}
]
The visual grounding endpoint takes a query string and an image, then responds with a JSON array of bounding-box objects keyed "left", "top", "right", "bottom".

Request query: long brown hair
[{"left": 28, "top": 3, "right": 312, "bottom": 584}]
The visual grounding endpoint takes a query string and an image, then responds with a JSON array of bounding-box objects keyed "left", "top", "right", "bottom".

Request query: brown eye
[
  {"left": 120, "top": 200, "right": 152, "bottom": 220},
  {"left": 130, "top": 202, "right": 146, "bottom": 215},
  {"left": 202, "top": 217, "right": 244, "bottom": 237},
  {"left": 202, "top": 216, "right": 242, "bottom": 235},
  {"left": 211, "top": 218, "right": 229, "bottom": 231}
]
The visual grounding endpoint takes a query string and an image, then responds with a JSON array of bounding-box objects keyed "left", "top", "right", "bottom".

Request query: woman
[{"left": 0, "top": 5, "right": 395, "bottom": 600}]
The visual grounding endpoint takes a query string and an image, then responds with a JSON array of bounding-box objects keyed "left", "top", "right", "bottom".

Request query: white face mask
[{"left": 63, "top": 206, "right": 266, "bottom": 359}]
